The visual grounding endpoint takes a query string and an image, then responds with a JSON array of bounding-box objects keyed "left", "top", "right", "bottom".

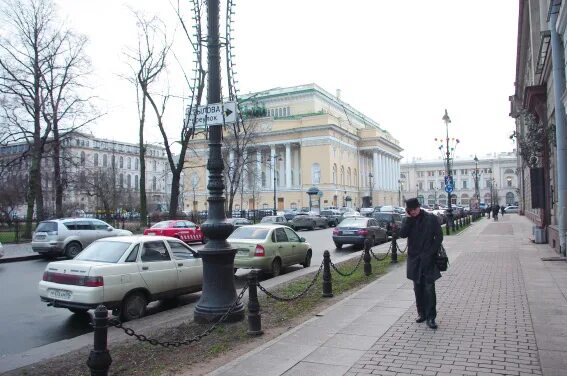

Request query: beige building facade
[{"left": 184, "top": 84, "right": 403, "bottom": 212}]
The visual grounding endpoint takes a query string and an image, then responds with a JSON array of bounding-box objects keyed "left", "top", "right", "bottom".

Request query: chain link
[
  {"left": 330, "top": 250, "right": 364, "bottom": 277},
  {"left": 370, "top": 242, "right": 392, "bottom": 261},
  {"left": 398, "top": 242, "right": 408, "bottom": 254},
  {"left": 257, "top": 261, "right": 323, "bottom": 302},
  {"left": 109, "top": 284, "right": 249, "bottom": 348}
]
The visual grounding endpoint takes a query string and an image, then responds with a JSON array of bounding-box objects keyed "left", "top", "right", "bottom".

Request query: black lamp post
[
  {"left": 368, "top": 172, "right": 373, "bottom": 206},
  {"left": 266, "top": 154, "right": 281, "bottom": 215},
  {"left": 438, "top": 109, "right": 460, "bottom": 235},
  {"left": 398, "top": 179, "right": 402, "bottom": 206},
  {"left": 194, "top": 0, "right": 244, "bottom": 323}
]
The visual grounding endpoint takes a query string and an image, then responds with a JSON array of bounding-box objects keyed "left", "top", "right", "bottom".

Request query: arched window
[
  {"left": 94, "top": 153, "right": 99, "bottom": 167},
  {"left": 127, "top": 157, "right": 131, "bottom": 169},
  {"left": 135, "top": 175, "right": 139, "bottom": 191},
  {"left": 80, "top": 151, "right": 86, "bottom": 166},
  {"left": 427, "top": 195, "right": 436, "bottom": 206},
  {"left": 153, "top": 160, "right": 157, "bottom": 171},
  {"left": 152, "top": 176, "right": 157, "bottom": 191},
  {"left": 119, "top": 156, "right": 123, "bottom": 168},
  {"left": 353, "top": 168, "right": 357, "bottom": 187},
  {"left": 119, "top": 173, "right": 123, "bottom": 188},
  {"left": 332, "top": 164, "right": 337, "bottom": 184},
  {"left": 103, "top": 154, "right": 108, "bottom": 167},
  {"left": 504, "top": 168, "right": 515, "bottom": 174},
  {"left": 126, "top": 174, "right": 131, "bottom": 189},
  {"left": 135, "top": 158, "right": 139, "bottom": 170},
  {"left": 311, "top": 163, "right": 321, "bottom": 185},
  {"left": 111, "top": 155, "right": 115, "bottom": 168},
  {"left": 506, "top": 192, "right": 515, "bottom": 205},
  {"left": 438, "top": 194, "right": 447, "bottom": 205},
  {"left": 340, "top": 166, "right": 345, "bottom": 186},
  {"left": 347, "top": 167, "right": 351, "bottom": 186}
]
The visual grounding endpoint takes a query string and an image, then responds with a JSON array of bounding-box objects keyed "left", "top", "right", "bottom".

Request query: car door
[
  {"left": 273, "top": 227, "right": 292, "bottom": 266},
  {"left": 166, "top": 240, "right": 202, "bottom": 292},
  {"left": 284, "top": 227, "right": 306, "bottom": 263},
  {"left": 92, "top": 220, "right": 113, "bottom": 241},
  {"left": 75, "top": 220, "right": 97, "bottom": 246},
  {"left": 137, "top": 240, "right": 179, "bottom": 297}
]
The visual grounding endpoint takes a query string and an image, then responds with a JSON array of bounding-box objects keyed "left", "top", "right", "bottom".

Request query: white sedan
[{"left": 38, "top": 235, "right": 203, "bottom": 321}]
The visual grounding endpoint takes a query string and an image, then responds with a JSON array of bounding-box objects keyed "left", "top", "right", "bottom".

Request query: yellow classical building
[{"left": 184, "top": 84, "right": 402, "bottom": 212}]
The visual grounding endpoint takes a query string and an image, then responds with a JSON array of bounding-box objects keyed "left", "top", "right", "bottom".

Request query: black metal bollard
[
  {"left": 87, "top": 305, "right": 112, "bottom": 376},
  {"left": 322, "top": 250, "right": 333, "bottom": 297},
  {"left": 446, "top": 219, "right": 450, "bottom": 235},
  {"left": 390, "top": 234, "right": 398, "bottom": 264},
  {"left": 363, "top": 241, "right": 372, "bottom": 276},
  {"left": 247, "top": 270, "right": 263, "bottom": 336}
]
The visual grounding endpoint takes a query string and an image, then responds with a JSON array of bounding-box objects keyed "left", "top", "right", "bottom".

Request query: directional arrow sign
[
  {"left": 186, "top": 101, "right": 237, "bottom": 128},
  {"left": 444, "top": 184, "right": 453, "bottom": 194}
]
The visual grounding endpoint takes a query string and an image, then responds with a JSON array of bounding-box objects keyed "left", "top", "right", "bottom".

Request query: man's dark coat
[{"left": 399, "top": 210, "right": 443, "bottom": 282}]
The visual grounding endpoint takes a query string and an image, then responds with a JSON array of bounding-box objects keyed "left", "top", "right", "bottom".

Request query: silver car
[{"left": 32, "top": 218, "right": 132, "bottom": 258}]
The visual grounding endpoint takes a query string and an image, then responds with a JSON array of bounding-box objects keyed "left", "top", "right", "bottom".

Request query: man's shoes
[
  {"left": 415, "top": 316, "right": 426, "bottom": 323},
  {"left": 426, "top": 319, "right": 438, "bottom": 329}
]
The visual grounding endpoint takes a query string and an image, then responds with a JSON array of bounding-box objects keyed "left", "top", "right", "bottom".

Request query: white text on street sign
[{"left": 186, "top": 101, "right": 237, "bottom": 127}]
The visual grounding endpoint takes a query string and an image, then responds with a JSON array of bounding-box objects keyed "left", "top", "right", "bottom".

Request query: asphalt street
[{"left": 0, "top": 226, "right": 383, "bottom": 356}]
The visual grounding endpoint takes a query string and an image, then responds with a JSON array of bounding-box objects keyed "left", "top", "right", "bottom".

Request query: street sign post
[{"left": 186, "top": 101, "right": 237, "bottom": 128}]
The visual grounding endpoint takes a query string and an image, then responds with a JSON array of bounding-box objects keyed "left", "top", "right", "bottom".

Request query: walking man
[{"left": 399, "top": 198, "right": 443, "bottom": 329}]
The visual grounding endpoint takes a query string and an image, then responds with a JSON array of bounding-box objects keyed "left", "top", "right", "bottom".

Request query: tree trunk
[
  {"left": 52, "top": 125, "right": 63, "bottom": 218},
  {"left": 168, "top": 170, "right": 181, "bottom": 219}
]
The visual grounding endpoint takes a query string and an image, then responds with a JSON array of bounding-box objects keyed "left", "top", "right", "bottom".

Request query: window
[
  {"left": 127, "top": 174, "right": 131, "bottom": 189},
  {"left": 153, "top": 160, "right": 157, "bottom": 171},
  {"left": 94, "top": 154, "right": 99, "bottom": 167},
  {"left": 80, "top": 151, "right": 85, "bottom": 166},
  {"left": 103, "top": 154, "right": 108, "bottom": 167},
  {"left": 284, "top": 228, "right": 300, "bottom": 242},
  {"left": 119, "top": 156, "right": 123, "bottom": 168},
  {"left": 429, "top": 181, "right": 434, "bottom": 190},
  {"left": 312, "top": 163, "right": 321, "bottom": 185},
  {"left": 127, "top": 157, "right": 131, "bottom": 169},
  {"left": 506, "top": 192, "right": 515, "bottom": 205},
  {"left": 168, "top": 241, "right": 197, "bottom": 260},
  {"left": 141, "top": 241, "right": 170, "bottom": 262},
  {"left": 125, "top": 245, "right": 139, "bottom": 262},
  {"left": 135, "top": 175, "right": 139, "bottom": 191},
  {"left": 460, "top": 169, "right": 468, "bottom": 175},
  {"left": 340, "top": 166, "right": 345, "bottom": 186},
  {"left": 111, "top": 155, "right": 115, "bottom": 167},
  {"left": 153, "top": 176, "right": 157, "bottom": 191},
  {"left": 274, "top": 228, "right": 288, "bottom": 242},
  {"left": 135, "top": 158, "right": 139, "bottom": 170},
  {"left": 119, "top": 173, "right": 123, "bottom": 188},
  {"left": 462, "top": 180, "right": 468, "bottom": 189}
]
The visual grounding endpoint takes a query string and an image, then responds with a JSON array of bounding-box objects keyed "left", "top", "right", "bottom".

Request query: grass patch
[{"left": 7, "top": 251, "right": 405, "bottom": 376}]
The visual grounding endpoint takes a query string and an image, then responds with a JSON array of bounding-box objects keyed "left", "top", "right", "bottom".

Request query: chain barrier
[
  {"left": 257, "top": 261, "right": 323, "bottom": 302},
  {"left": 108, "top": 284, "right": 249, "bottom": 348},
  {"left": 399, "top": 241, "right": 408, "bottom": 254},
  {"left": 330, "top": 250, "right": 364, "bottom": 277},
  {"left": 370, "top": 242, "right": 392, "bottom": 262}
]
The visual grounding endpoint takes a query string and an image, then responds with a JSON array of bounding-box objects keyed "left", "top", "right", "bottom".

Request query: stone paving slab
[{"left": 208, "top": 215, "right": 567, "bottom": 376}]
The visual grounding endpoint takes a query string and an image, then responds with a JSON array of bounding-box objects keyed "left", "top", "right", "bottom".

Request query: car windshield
[
  {"left": 151, "top": 221, "right": 171, "bottom": 229},
  {"left": 339, "top": 218, "right": 368, "bottom": 227},
  {"left": 36, "top": 221, "right": 57, "bottom": 232},
  {"left": 228, "top": 227, "right": 270, "bottom": 240},
  {"left": 74, "top": 241, "right": 132, "bottom": 263},
  {"left": 374, "top": 213, "right": 394, "bottom": 221},
  {"left": 260, "top": 217, "right": 276, "bottom": 223}
]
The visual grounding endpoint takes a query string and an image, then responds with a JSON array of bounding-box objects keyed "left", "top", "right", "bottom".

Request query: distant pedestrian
[
  {"left": 399, "top": 198, "right": 443, "bottom": 329},
  {"left": 500, "top": 205, "right": 505, "bottom": 216},
  {"left": 492, "top": 204, "right": 499, "bottom": 221},
  {"left": 487, "top": 206, "right": 491, "bottom": 219}
]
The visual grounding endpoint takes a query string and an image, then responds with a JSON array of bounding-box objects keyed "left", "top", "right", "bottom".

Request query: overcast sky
[{"left": 55, "top": 0, "right": 519, "bottom": 162}]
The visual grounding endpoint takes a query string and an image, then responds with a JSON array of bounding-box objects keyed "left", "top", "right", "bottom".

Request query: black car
[
  {"left": 332, "top": 217, "right": 388, "bottom": 249},
  {"left": 372, "top": 212, "right": 403, "bottom": 237},
  {"left": 320, "top": 209, "right": 342, "bottom": 227},
  {"left": 226, "top": 218, "right": 253, "bottom": 232}
]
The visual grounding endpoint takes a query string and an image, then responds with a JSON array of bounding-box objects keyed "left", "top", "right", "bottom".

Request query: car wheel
[
  {"left": 334, "top": 242, "right": 343, "bottom": 249},
  {"left": 302, "top": 250, "right": 312, "bottom": 268},
  {"left": 271, "top": 258, "right": 282, "bottom": 277},
  {"left": 65, "top": 241, "right": 82, "bottom": 259},
  {"left": 68, "top": 308, "right": 88, "bottom": 314},
  {"left": 120, "top": 292, "right": 147, "bottom": 321},
  {"left": 323, "top": 222, "right": 329, "bottom": 229},
  {"left": 310, "top": 221, "right": 316, "bottom": 231}
]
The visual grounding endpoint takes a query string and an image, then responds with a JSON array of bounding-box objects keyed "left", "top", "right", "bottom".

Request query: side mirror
[
  {"left": 300, "top": 237, "right": 306, "bottom": 242},
  {"left": 107, "top": 226, "right": 113, "bottom": 231}
]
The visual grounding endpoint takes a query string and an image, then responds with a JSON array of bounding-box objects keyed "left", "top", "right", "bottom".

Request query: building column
[
  {"left": 270, "top": 145, "right": 276, "bottom": 190},
  {"left": 380, "top": 153, "right": 386, "bottom": 190},
  {"left": 389, "top": 157, "right": 394, "bottom": 191},
  {"left": 375, "top": 153, "right": 381, "bottom": 190},
  {"left": 256, "top": 149, "right": 262, "bottom": 188},
  {"left": 286, "top": 143, "right": 292, "bottom": 188}
]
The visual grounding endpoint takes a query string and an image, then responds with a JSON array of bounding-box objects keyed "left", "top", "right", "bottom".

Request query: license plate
[
  {"left": 147, "top": 232, "right": 156, "bottom": 236},
  {"left": 237, "top": 249, "right": 249, "bottom": 255},
  {"left": 35, "top": 235, "right": 46, "bottom": 240},
  {"left": 48, "top": 288, "right": 72, "bottom": 300},
  {"left": 342, "top": 231, "right": 355, "bottom": 235}
]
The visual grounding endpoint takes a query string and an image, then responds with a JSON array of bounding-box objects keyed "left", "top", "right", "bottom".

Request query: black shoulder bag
[{"left": 435, "top": 244, "right": 449, "bottom": 271}]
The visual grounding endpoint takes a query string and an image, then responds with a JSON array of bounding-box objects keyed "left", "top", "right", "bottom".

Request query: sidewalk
[
  {"left": 206, "top": 214, "right": 567, "bottom": 376},
  {"left": 0, "top": 242, "right": 40, "bottom": 263}
]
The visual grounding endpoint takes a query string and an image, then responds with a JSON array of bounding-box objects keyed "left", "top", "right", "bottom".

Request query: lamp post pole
[
  {"left": 474, "top": 155, "right": 480, "bottom": 212},
  {"left": 443, "top": 109, "right": 453, "bottom": 235},
  {"left": 398, "top": 179, "right": 402, "bottom": 206},
  {"left": 194, "top": 0, "right": 244, "bottom": 323},
  {"left": 268, "top": 154, "right": 280, "bottom": 215}
]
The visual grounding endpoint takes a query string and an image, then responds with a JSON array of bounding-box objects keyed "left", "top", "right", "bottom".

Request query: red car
[{"left": 143, "top": 220, "right": 206, "bottom": 244}]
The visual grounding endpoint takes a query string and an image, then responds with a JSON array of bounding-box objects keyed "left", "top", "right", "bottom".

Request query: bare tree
[
  {"left": 0, "top": 0, "right": 95, "bottom": 236},
  {"left": 0, "top": 168, "right": 27, "bottom": 225}
]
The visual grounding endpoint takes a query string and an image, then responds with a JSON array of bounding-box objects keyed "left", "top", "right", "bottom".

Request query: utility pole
[
  {"left": 443, "top": 109, "right": 453, "bottom": 235},
  {"left": 194, "top": 0, "right": 244, "bottom": 323}
]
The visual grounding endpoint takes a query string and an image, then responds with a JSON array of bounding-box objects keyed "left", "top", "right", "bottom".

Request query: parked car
[
  {"left": 359, "top": 207, "right": 375, "bottom": 217},
  {"left": 291, "top": 213, "right": 328, "bottom": 230},
  {"left": 0, "top": 242, "right": 3, "bottom": 259},
  {"left": 32, "top": 219, "right": 133, "bottom": 259},
  {"left": 319, "top": 209, "right": 342, "bottom": 227},
  {"left": 342, "top": 211, "right": 362, "bottom": 218},
  {"left": 229, "top": 224, "right": 312, "bottom": 276},
  {"left": 372, "top": 212, "right": 403, "bottom": 237},
  {"left": 332, "top": 217, "right": 388, "bottom": 249},
  {"left": 260, "top": 215, "right": 294, "bottom": 228},
  {"left": 226, "top": 217, "right": 253, "bottom": 230},
  {"left": 38, "top": 235, "right": 203, "bottom": 321},
  {"left": 143, "top": 220, "right": 205, "bottom": 244},
  {"left": 504, "top": 205, "right": 519, "bottom": 213}
]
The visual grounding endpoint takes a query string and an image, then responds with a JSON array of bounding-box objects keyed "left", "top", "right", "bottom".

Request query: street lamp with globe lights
[
  {"left": 473, "top": 155, "right": 482, "bottom": 216},
  {"left": 435, "top": 109, "right": 460, "bottom": 235}
]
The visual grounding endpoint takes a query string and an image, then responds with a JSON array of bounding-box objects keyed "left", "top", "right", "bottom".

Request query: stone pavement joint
[{"left": 207, "top": 215, "right": 567, "bottom": 376}]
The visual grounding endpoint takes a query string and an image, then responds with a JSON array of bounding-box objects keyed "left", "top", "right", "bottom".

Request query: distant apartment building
[
  {"left": 185, "top": 83, "right": 403, "bottom": 212},
  {"left": 400, "top": 152, "right": 519, "bottom": 207},
  {"left": 0, "top": 132, "right": 178, "bottom": 217}
]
